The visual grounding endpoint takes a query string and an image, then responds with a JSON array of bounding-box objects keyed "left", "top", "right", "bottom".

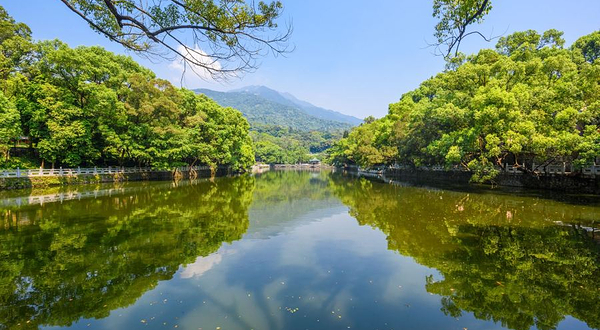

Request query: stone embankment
[
  {"left": 0, "top": 166, "right": 224, "bottom": 190},
  {"left": 344, "top": 165, "right": 600, "bottom": 194}
]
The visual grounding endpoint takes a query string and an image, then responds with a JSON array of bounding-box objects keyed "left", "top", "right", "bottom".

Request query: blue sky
[{"left": 2, "top": 0, "right": 599, "bottom": 119}]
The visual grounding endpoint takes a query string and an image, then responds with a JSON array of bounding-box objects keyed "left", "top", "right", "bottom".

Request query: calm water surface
[{"left": 1, "top": 171, "right": 599, "bottom": 330}]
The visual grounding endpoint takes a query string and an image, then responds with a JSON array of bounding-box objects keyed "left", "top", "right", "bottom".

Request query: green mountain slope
[
  {"left": 195, "top": 88, "right": 354, "bottom": 132},
  {"left": 232, "top": 85, "right": 363, "bottom": 125}
]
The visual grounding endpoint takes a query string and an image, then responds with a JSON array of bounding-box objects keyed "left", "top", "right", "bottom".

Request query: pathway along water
[{"left": 0, "top": 171, "right": 599, "bottom": 330}]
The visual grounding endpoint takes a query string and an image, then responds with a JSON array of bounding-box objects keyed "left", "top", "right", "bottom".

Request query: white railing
[
  {"left": 1, "top": 166, "right": 214, "bottom": 178},
  {"left": 515, "top": 163, "right": 600, "bottom": 176},
  {"left": 386, "top": 163, "right": 600, "bottom": 176},
  {"left": 582, "top": 165, "right": 600, "bottom": 176},
  {"left": 174, "top": 166, "right": 213, "bottom": 172}
]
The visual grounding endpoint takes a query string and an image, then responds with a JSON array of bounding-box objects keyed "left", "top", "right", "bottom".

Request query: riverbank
[
  {"left": 342, "top": 167, "right": 600, "bottom": 194},
  {"left": 0, "top": 167, "right": 225, "bottom": 190},
  {"left": 273, "top": 164, "right": 334, "bottom": 170}
]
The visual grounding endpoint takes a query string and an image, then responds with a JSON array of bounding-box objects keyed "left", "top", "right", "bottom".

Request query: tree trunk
[{"left": 118, "top": 149, "right": 125, "bottom": 166}]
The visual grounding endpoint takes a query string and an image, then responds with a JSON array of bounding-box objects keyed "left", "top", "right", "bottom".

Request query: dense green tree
[
  {"left": 328, "top": 118, "right": 397, "bottom": 168},
  {"left": 0, "top": 91, "right": 21, "bottom": 161},
  {"left": 254, "top": 139, "right": 286, "bottom": 164},
  {"left": 120, "top": 72, "right": 183, "bottom": 167},
  {"left": 572, "top": 30, "right": 600, "bottom": 64},
  {"left": 0, "top": 6, "right": 34, "bottom": 166},
  {"left": 0, "top": 6, "right": 33, "bottom": 81},
  {"left": 0, "top": 6, "right": 255, "bottom": 171},
  {"left": 332, "top": 29, "right": 600, "bottom": 181},
  {"left": 191, "top": 95, "right": 255, "bottom": 170}
]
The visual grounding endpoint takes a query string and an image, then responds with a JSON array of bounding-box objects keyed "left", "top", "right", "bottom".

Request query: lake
[{"left": 1, "top": 170, "right": 599, "bottom": 330}]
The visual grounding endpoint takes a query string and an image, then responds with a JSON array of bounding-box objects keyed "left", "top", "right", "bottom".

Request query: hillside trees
[
  {"left": 251, "top": 131, "right": 310, "bottom": 164},
  {"left": 198, "top": 89, "right": 353, "bottom": 132},
  {"left": 0, "top": 6, "right": 253, "bottom": 170},
  {"left": 331, "top": 29, "right": 600, "bottom": 181}
]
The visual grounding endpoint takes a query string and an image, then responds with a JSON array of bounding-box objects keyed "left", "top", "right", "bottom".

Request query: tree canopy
[
  {"left": 0, "top": 6, "right": 254, "bottom": 170},
  {"left": 59, "top": 0, "right": 291, "bottom": 79},
  {"left": 331, "top": 29, "right": 600, "bottom": 182}
]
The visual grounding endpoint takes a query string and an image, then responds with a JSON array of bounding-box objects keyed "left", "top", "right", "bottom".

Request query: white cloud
[
  {"left": 180, "top": 253, "right": 223, "bottom": 279},
  {"left": 168, "top": 44, "right": 222, "bottom": 87}
]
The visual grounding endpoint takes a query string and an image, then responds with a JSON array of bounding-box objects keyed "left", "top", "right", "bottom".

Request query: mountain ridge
[
  {"left": 228, "top": 85, "right": 362, "bottom": 125},
  {"left": 195, "top": 88, "right": 353, "bottom": 132}
]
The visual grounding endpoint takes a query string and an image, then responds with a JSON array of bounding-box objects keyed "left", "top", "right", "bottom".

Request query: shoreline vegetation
[{"left": 329, "top": 29, "right": 600, "bottom": 186}]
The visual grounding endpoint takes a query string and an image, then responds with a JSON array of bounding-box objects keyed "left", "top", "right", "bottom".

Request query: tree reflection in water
[
  {"left": 0, "top": 177, "right": 254, "bottom": 329},
  {"left": 0, "top": 172, "right": 598, "bottom": 330},
  {"left": 329, "top": 174, "right": 600, "bottom": 330}
]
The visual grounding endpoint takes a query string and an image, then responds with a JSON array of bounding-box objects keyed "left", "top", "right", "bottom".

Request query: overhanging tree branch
[
  {"left": 59, "top": 0, "right": 292, "bottom": 80},
  {"left": 430, "top": 0, "right": 494, "bottom": 59}
]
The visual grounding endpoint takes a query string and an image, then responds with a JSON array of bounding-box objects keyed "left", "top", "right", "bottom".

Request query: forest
[
  {"left": 330, "top": 29, "right": 600, "bottom": 182},
  {"left": 0, "top": 7, "right": 254, "bottom": 170},
  {"left": 251, "top": 125, "right": 342, "bottom": 164}
]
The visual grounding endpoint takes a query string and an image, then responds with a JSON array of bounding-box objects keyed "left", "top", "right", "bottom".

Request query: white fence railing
[
  {"left": 386, "top": 163, "right": 600, "bottom": 176},
  {"left": 1, "top": 166, "right": 214, "bottom": 178}
]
